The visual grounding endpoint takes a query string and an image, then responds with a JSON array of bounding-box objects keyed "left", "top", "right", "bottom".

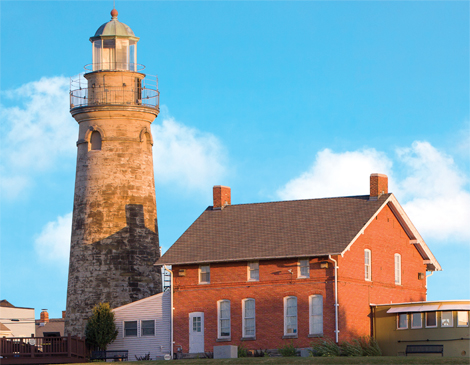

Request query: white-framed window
[
  {"left": 364, "top": 249, "right": 371, "bottom": 281},
  {"left": 441, "top": 311, "right": 453, "bottom": 327},
  {"left": 141, "top": 320, "right": 155, "bottom": 336},
  {"left": 394, "top": 254, "right": 401, "bottom": 285},
  {"left": 309, "top": 295, "right": 323, "bottom": 335},
  {"left": 457, "top": 311, "right": 469, "bottom": 327},
  {"left": 124, "top": 321, "right": 138, "bottom": 337},
  {"left": 217, "top": 300, "right": 231, "bottom": 339},
  {"left": 411, "top": 313, "right": 422, "bottom": 328},
  {"left": 284, "top": 296, "right": 298, "bottom": 336},
  {"left": 425, "top": 312, "right": 437, "bottom": 328},
  {"left": 248, "top": 262, "right": 259, "bottom": 281},
  {"left": 192, "top": 316, "right": 202, "bottom": 332},
  {"left": 457, "top": 311, "right": 468, "bottom": 327},
  {"left": 298, "top": 259, "right": 310, "bottom": 279},
  {"left": 397, "top": 314, "right": 408, "bottom": 329},
  {"left": 242, "top": 298, "right": 256, "bottom": 338},
  {"left": 199, "top": 265, "right": 210, "bottom": 284}
]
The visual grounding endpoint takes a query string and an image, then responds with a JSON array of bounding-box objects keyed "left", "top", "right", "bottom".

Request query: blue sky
[{"left": 1, "top": 1, "right": 469, "bottom": 319}]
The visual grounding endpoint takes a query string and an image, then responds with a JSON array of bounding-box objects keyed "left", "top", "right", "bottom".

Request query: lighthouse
[{"left": 65, "top": 9, "right": 162, "bottom": 336}]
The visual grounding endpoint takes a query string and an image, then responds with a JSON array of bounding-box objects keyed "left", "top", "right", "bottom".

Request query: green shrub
[
  {"left": 311, "top": 336, "right": 382, "bottom": 357},
  {"left": 340, "top": 340, "right": 362, "bottom": 356},
  {"left": 238, "top": 343, "right": 248, "bottom": 358},
  {"left": 354, "top": 336, "right": 382, "bottom": 356},
  {"left": 310, "top": 338, "right": 341, "bottom": 357},
  {"left": 278, "top": 340, "right": 297, "bottom": 357}
]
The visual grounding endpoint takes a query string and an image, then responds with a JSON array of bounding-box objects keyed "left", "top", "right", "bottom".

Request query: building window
[
  {"left": 124, "top": 321, "right": 137, "bottom": 337},
  {"left": 141, "top": 320, "right": 155, "bottom": 336},
  {"left": 309, "top": 295, "right": 323, "bottom": 335},
  {"left": 199, "top": 265, "right": 210, "bottom": 284},
  {"left": 364, "top": 249, "right": 371, "bottom": 281},
  {"left": 425, "top": 312, "right": 437, "bottom": 328},
  {"left": 411, "top": 313, "right": 422, "bottom": 328},
  {"left": 192, "top": 316, "right": 201, "bottom": 332},
  {"left": 218, "top": 300, "right": 231, "bottom": 339},
  {"left": 441, "top": 311, "right": 453, "bottom": 327},
  {"left": 284, "top": 296, "right": 298, "bottom": 336},
  {"left": 457, "top": 311, "right": 469, "bottom": 327},
  {"left": 397, "top": 314, "right": 408, "bottom": 329},
  {"left": 248, "top": 262, "right": 259, "bottom": 281},
  {"left": 90, "top": 131, "right": 102, "bottom": 150},
  {"left": 299, "top": 259, "right": 310, "bottom": 278},
  {"left": 394, "top": 254, "right": 401, "bottom": 285},
  {"left": 242, "top": 299, "right": 255, "bottom": 338}
]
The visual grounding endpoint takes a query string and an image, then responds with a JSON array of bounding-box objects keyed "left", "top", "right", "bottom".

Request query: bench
[
  {"left": 90, "top": 350, "right": 129, "bottom": 361},
  {"left": 405, "top": 345, "right": 443, "bottom": 356}
]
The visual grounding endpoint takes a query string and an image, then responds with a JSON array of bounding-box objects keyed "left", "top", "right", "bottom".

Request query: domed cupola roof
[{"left": 91, "top": 9, "right": 139, "bottom": 41}]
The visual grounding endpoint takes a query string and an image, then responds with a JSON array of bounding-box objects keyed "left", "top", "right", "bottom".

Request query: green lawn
[{"left": 66, "top": 356, "right": 470, "bottom": 365}]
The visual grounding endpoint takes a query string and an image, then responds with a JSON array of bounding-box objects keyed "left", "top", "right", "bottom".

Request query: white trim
[
  {"left": 140, "top": 319, "right": 156, "bottom": 337},
  {"left": 242, "top": 298, "right": 256, "bottom": 338},
  {"left": 394, "top": 253, "right": 401, "bottom": 285},
  {"left": 411, "top": 312, "right": 422, "bottom": 329},
  {"left": 217, "top": 300, "right": 231, "bottom": 339},
  {"left": 284, "top": 296, "right": 298, "bottom": 336},
  {"left": 123, "top": 320, "right": 138, "bottom": 337},
  {"left": 340, "top": 194, "right": 441, "bottom": 271},
  {"left": 397, "top": 313, "right": 408, "bottom": 330},
  {"left": 457, "top": 311, "right": 469, "bottom": 327},
  {"left": 425, "top": 312, "right": 438, "bottom": 328},
  {"left": 199, "top": 264, "right": 210, "bottom": 284},
  {"left": 372, "top": 300, "right": 470, "bottom": 307},
  {"left": 247, "top": 261, "right": 259, "bottom": 281},
  {"left": 440, "top": 311, "right": 454, "bottom": 328}
]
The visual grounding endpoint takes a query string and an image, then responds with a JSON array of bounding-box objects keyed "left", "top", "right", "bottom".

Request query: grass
[{"left": 62, "top": 356, "right": 470, "bottom": 365}]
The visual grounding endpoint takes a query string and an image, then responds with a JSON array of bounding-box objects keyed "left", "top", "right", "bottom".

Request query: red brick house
[{"left": 156, "top": 174, "right": 441, "bottom": 354}]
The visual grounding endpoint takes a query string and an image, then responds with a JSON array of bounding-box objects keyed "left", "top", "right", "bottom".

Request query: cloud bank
[
  {"left": 277, "top": 141, "right": 470, "bottom": 243},
  {"left": 34, "top": 212, "right": 72, "bottom": 263}
]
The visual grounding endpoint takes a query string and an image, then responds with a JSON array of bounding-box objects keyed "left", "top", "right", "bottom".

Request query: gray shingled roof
[{"left": 157, "top": 194, "right": 391, "bottom": 265}]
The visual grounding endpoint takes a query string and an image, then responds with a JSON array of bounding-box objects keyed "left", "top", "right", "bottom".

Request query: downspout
[
  {"left": 425, "top": 271, "right": 434, "bottom": 300},
  {"left": 328, "top": 255, "right": 339, "bottom": 343},
  {"left": 163, "top": 265, "right": 174, "bottom": 360}
]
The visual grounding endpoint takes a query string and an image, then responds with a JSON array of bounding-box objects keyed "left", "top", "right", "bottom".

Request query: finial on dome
[{"left": 111, "top": 8, "right": 118, "bottom": 19}]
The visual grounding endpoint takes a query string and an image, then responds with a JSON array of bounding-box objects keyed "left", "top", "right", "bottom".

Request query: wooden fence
[{"left": 0, "top": 334, "right": 87, "bottom": 364}]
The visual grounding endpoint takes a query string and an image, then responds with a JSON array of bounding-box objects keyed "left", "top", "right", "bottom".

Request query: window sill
[
  {"left": 198, "top": 282, "right": 210, "bottom": 285},
  {"left": 240, "top": 337, "right": 256, "bottom": 341},
  {"left": 216, "top": 338, "right": 231, "bottom": 342},
  {"left": 297, "top": 276, "right": 309, "bottom": 279},
  {"left": 308, "top": 334, "right": 323, "bottom": 338},
  {"left": 282, "top": 335, "right": 298, "bottom": 339}
]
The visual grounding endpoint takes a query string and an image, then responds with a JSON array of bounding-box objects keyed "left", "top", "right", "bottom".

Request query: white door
[{"left": 189, "top": 312, "right": 204, "bottom": 353}]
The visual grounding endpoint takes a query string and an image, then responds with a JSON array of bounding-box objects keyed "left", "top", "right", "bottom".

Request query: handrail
[{"left": 84, "top": 62, "right": 146, "bottom": 72}]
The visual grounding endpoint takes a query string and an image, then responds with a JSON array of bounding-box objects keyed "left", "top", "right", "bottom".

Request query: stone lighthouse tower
[{"left": 66, "top": 9, "right": 161, "bottom": 336}]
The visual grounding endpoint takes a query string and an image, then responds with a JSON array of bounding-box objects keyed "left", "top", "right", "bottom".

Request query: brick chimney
[
  {"left": 370, "top": 173, "right": 388, "bottom": 200},
  {"left": 62, "top": 311, "right": 66, "bottom": 319},
  {"left": 213, "top": 186, "right": 231, "bottom": 209},
  {"left": 40, "top": 309, "right": 49, "bottom": 323}
]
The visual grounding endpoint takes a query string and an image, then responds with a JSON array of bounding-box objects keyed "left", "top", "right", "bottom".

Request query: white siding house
[
  {"left": 108, "top": 291, "right": 171, "bottom": 361},
  {"left": 0, "top": 301, "right": 35, "bottom": 338}
]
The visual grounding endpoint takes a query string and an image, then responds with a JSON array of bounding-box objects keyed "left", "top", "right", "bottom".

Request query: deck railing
[{"left": 0, "top": 335, "right": 86, "bottom": 364}]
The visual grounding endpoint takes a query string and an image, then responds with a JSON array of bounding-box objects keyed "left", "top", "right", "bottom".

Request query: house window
[
  {"left": 441, "top": 311, "right": 453, "bottom": 327},
  {"left": 242, "top": 299, "right": 255, "bottom": 338},
  {"left": 199, "top": 265, "right": 210, "bottom": 284},
  {"left": 299, "top": 259, "right": 310, "bottom": 278},
  {"left": 364, "top": 249, "right": 371, "bottom": 281},
  {"left": 309, "top": 295, "right": 323, "bottom": 335},
  {"left": 425, "top": 312, "right": 437, "bottom": 328},
  {"left": 284, "top": 296, "right": 298, "bottom": 336},
  {"left": 397, "top": 314, "right": 408, "bottom": 329},
  {"left": 411, "top": 313, "right": 422, "bottom": 328},
  {"left": 141, "top": 320, "right": 155, "bottom": 336},
  {"left": 90, "top": 131, "right": 102, "bottom": 150},
  {"left": 192, "top": 316, "right": 201, "bottom": 332},
  {"left": 218, "top": 300, "right": 231, "bottom": 339},
  {"left": 124, "top": 321, "right": 137, "bottom": 337},
  {"left": 248, "top": 262, "right": 259, "bottom": 281},
  {"left": 394, "top": 254, "right": 401, "bottom": 285},
  {"left": 457, "top": 311, "right": 469, "bottom": 327}
]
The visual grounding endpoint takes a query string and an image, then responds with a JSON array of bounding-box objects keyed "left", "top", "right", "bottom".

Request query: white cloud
[
  {"left": 0, "top": 76, "right": 76, "bottom": 198},
  {"left": 152, "top": 116, "right": 227, "bottom": 191},
  {"left": 398, "top": 141, "right": 470, "bottom": 242},
  {"left": 34, "top": 212, "right": 72, "bottom": 263},
  {"left": 277, "top": 141, "right": 470, "bottom": 243},
  {"left": 277, "top": 148, "right": 393, "bottom": 200}
]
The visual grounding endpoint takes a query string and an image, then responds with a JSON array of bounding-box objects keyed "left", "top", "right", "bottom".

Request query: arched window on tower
[
  {"left": 90, "top": 131, "right": 102, "bottom": 150},
  {"left": 144, "top": 132, "right": 152, "bottom": 151}
]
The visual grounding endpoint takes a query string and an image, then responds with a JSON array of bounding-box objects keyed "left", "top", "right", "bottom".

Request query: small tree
[{"left": 85, "top": 302, "right": 118, "bottom": 351}]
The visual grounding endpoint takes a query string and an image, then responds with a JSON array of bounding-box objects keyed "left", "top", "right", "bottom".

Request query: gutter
[
  {"left": 163, "top": 265, "right": 174, "bottom": 360},
  {"left": 328, "top": 255, "right": 339, "bottom": 343}
]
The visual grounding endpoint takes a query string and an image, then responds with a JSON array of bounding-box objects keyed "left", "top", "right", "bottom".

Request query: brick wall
[{"left": 172, "top": 204, "right": 428, "bottom": 352}]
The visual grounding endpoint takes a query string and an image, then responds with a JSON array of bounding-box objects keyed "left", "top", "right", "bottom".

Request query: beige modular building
[{"left": 372, "top": 300, "right": 470, "bottom": 358}]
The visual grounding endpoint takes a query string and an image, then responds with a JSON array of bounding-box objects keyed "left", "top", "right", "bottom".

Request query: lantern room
[{"left": 90, "top": 9, "right": 140, "bottom": 71}]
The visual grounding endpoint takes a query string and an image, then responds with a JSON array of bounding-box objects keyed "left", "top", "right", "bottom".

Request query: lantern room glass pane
[
  {"left": 129, "top": 41, "right": 136, "bottom": 71},
  {"left": 102, "top": 39, "right": 116, "bottom": 70},
  {"left": 93, "top": 40, "right": 102, "bottom": 71},
  {"left": 116, "top": 39, "right": 129, "bottom": 70}
]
